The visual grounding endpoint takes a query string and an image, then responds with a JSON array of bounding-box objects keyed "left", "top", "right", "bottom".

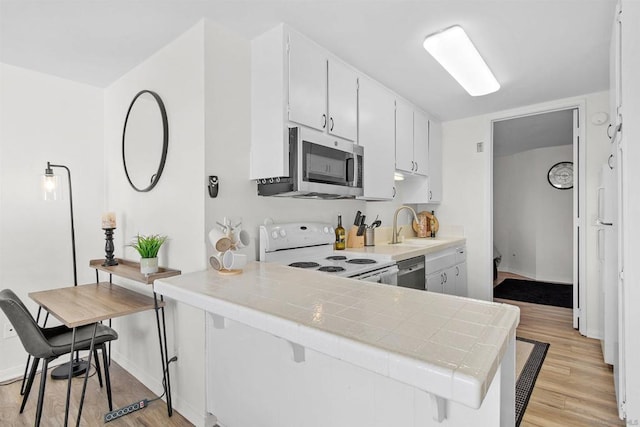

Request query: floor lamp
[{"left": 42, "top": 161, "right": 88, "bottom": 379}]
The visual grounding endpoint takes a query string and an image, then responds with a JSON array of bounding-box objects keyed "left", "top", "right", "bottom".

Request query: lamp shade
[{"left": 42, "top": 173, "right": 60, "bottom": 201}]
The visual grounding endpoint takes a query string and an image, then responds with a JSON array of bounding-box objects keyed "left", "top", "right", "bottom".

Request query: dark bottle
[
  {"left": 430, "top": 210, "right": 436, "bottom": 238},
  {"left": 335, "top": 215, "right": 346, "bottom": 250}
]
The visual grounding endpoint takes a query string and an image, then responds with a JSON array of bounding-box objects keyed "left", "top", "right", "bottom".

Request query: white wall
[
  {"left": 494, "top": 145, "right": 574, "bottom": 283},
  {"left": 439, "top": 91, "right": 610, "bottom": 337},
  {"left": 0, "top": 64, "right": 104, "bottom": 380},
  {"left": 103, "top": 22, "right": 208, "bottom": 425}
]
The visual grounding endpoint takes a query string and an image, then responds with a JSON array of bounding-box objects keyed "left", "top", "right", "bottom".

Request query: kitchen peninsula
[{"left": 155, "top": 257, "right": 519, "bottom": 427}]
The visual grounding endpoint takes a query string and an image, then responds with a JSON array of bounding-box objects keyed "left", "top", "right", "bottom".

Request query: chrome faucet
[{"left": 391, "top": 206, "right": 420, "bottom": 244}]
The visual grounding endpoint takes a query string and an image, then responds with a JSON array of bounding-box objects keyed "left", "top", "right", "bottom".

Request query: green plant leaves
[{"left": 129, "top": 234, "right": 168, "bottom": 258}]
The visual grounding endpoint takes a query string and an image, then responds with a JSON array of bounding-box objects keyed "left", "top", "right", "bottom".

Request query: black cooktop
[
  {"left": 289, "top": 262, "right": 321, "bottom": 269},
  {"left": 318, "top": 266, "right": 346, "bottom": 273},
  {"left": 346, "top": 258, "right": 376, "bottom": 265}
]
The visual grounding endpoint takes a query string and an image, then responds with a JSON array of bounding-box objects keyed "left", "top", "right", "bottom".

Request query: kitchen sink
[{"left": 393, "top": 238, "right": 442, "bottom": 247}]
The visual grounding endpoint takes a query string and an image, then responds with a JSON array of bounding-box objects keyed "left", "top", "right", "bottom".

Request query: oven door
[{"left": 353, "top": 266, "right": 399, "bottom": 285}]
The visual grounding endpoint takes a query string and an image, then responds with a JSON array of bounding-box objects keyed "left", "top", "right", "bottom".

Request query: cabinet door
[
  {"left": 395, "top": 100, "right": 414, "bottom": 173},
  {"left": 455, "top": 262, "right": 467, "bottom": 297},
  {"left": 359, "top": 77, "right": 395, "bottom": 200},
  {"left": 413, "top": 111, "right": 429, "bottom": 176},
  {"left": 426, "top": 271, "right": 443, "bottom": 293},
  {"left": 288, "top": 31, "right": 327, "bottom": 132},
  {"left": 442, "top": 266, "right": 457, "bottom": 296},
  {"left": 427, "top": 119, "right": 442, "bottom": 202},
  {"left": 328, "top": 60, "right": 358, "bottom": 142}
]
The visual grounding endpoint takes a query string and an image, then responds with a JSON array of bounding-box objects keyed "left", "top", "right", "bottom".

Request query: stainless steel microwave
[{"left": 257, "top": 127, "right": 363, "bottom": 199}]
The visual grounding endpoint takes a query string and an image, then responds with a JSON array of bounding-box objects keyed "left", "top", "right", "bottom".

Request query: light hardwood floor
[
  {"left": 0, "top": 361, "right": 193, "bottom": 426},
  {"left": 494, "top": 273, "right": 624, "bottom": 426}
]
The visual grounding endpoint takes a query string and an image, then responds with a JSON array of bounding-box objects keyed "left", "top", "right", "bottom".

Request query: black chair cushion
[{"left": 43, "top": 324, "right": 118, "bottom": 358}]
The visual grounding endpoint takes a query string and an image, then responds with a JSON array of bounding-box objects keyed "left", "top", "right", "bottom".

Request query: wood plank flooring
[
  {"left": 494, "top": 272, "right": 624, "bottom": 426},
  {"left": 0, "top": 361, "right": 193, "bottom": 426}
]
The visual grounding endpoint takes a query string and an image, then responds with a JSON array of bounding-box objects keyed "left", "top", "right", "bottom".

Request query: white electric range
[{"left": 259, "top": 222, "right": 398, "bottom": 284}]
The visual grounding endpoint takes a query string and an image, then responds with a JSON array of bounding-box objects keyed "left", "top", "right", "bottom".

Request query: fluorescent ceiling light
[{"left": 423, "top": 25, "right": 500, "bottom": 96}]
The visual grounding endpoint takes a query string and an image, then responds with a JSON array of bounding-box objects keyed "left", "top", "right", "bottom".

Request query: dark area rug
[
  {"left": 516, "top": 337, "right": 550, "bottom": 426},
  {"left": 494, "top": 278, "right": 572, "bottom": 308}
]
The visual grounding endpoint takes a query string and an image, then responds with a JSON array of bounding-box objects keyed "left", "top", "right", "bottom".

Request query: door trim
[{"left": 489, "top": 99, "right": 586, "bottom": 334}]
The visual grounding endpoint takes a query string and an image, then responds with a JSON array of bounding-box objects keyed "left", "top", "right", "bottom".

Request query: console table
[{"left": 89, "top": 258, "right": 181, "bottom": 417}]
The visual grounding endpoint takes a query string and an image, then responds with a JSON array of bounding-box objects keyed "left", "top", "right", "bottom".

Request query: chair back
[{"left": 0, "top": 289, "right": 54, "bottom": 359}]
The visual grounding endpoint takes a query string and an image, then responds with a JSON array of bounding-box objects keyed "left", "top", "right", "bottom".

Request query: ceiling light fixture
[{"left": 423, "top": 25, "right": 500, "bottom": 96}]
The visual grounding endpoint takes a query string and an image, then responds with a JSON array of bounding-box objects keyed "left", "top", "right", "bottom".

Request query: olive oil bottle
[{"left": 335, "top": 215, "right": 346, "bottom": 250}]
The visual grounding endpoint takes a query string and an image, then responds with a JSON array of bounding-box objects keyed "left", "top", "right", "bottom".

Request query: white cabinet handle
[
  {"left": 456, "top": 266, "right": 459, "bottom": 276},
  {"left": 415, "top": 162, "right": 418, "bottom": 171},
  {"left": 330, "top": 117, "right": 334, "bottom": 131},
  {"left": 443, "top": 272, "right": 447, "bottom": 283},
  {"left": 429, "top": 190, "right": 432, "bottom": 200},
  {"left": 322, "top": 114, "right": 327, "bottom": 129}
]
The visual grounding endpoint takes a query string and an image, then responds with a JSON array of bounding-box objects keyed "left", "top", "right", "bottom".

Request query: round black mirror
[{"left": 122, "top": 90, "right": 168, "bottom": 192}]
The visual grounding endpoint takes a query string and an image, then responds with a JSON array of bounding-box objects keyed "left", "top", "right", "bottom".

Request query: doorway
[{"left": 491, "top": 105, "right": 585, "bottom": 332}]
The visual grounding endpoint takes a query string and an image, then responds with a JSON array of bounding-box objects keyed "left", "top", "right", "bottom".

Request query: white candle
[{"left": 102, "top": 212, "right": 116, "bottom": 229}]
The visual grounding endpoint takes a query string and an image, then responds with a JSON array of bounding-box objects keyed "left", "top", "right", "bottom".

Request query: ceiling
[
  {"left": 493, "top": 109, "right": 575, "bottom": 157},
  {"left": 0, "top": 0, "right": 616, "bottom": 121}
]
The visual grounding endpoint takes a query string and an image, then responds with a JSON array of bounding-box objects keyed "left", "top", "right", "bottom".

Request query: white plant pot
[{"left": 140, "top": 257, "right": 159, "bottom": 275}]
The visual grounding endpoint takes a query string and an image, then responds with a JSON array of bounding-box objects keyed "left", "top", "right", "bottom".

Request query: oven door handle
[{"left": 356, "top": 266, "right": 399, "bottom": 284}]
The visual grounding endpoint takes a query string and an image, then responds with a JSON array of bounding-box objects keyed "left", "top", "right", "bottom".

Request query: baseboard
[
  {"left": 110, "top": 350, "right": 209, "bottom": 427},
  {"left": 0, "top": 351, "right": 93, "bottom": 383},
  {"left": 497, "top": 268, "right": 572, "bottom": 285}
]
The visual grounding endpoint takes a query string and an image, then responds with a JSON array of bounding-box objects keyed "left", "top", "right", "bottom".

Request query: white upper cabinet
[
  {"left": 395, "top": 100, "right": 414, "bottom": 173},
  {"left": 413, "top": 110, "right": 429, "bottom": 176},
  {"left": 358, "top": 77, "right": 396, "bottom": 200},
  {"left": 327, "top": 60, "right": 358, "bottom": 141},
  {"left": 288, "top": 31, "right": 327, "bottom": 132},
  {"left": 288, "top": 31, "right": 358, "bottom": 142},
  {"left": 395, "top": 100, "right": 428, "bottom": 176},
  {"left": 428, "top": 120, "right": 443, "bottom": 203}
]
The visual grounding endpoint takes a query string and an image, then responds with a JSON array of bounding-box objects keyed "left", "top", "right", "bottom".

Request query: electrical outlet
[{"left": 3, "top": 323, "right": 17, "bottom": 339}]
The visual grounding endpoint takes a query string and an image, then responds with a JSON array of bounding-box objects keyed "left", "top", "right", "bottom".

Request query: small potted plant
[{"left": 130, "top": 234, "right": 168, "bottom": 275}]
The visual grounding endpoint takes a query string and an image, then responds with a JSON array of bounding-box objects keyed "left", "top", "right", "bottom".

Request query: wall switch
[
  {"left": 476, "top": 142, "right": 484, "bottom": 152},
  {"left": 3, "top": 323, "right": 16, "bottom": 339}
]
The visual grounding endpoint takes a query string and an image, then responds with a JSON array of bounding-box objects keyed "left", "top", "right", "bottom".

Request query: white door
[
  {"left": 426, "top": 271, "right": 443, "bottom": 293},
  {"left": 413, "top": 111, "right": 429, "bottom": 176},
  {"left": 442, "top": 266, "right": 457, "bottom": 296},
  {"left": 327, "top": 60, "right": 358, "bottom": 142},
  {"left": 572, "top": 108, "right": 584, "bottom": 331},
  {"left": 288, "top": 31, "right": 327, "bottom": 132},
  {"left": 358, "top": 77, "right": 395, "bottom": 200},
  {"left": 428, "top": 120, "right": 443, "bottom": 203},
  {"left": 395, "top": 100, "right": 414, "bottom": 173}
]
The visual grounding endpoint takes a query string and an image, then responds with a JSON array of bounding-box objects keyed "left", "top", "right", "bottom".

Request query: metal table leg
[
  {"left": 76, "top": 323, "right": 98, "bottom": 426},
  {"left": 153, "top": 292, "right": 173, "bottom": 416},
  {"left": 63, "top": 327, "right": 76, "bottom": 426}
]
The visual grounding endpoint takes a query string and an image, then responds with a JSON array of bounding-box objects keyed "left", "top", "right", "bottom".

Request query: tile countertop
[
  {"left": 346, "top": 236, "right": 467, "bottom": 261},
  {"left": 155, "top": 261, "right": 519, "bottom": 409}
]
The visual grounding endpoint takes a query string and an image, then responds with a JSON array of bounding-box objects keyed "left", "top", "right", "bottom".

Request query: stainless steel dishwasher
[{"left": 396, "top": 255, "right": 426, "bottom": 290}]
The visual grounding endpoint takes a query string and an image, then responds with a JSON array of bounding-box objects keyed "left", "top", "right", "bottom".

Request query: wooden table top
[{"left": 29, "top": 282, "right": 163, "bottom": 328}]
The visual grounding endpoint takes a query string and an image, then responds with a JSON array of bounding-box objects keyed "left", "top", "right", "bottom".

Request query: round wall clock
[{"left": 547, "top": 161, "right": 573, "bottom": 189}]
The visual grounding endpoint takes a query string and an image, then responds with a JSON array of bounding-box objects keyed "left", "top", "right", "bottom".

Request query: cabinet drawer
[{"left": 425, "top": 249, "right": 456, "bottom": 274}]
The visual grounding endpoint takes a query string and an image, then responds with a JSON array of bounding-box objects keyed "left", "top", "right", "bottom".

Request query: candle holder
[{"left": 102, "top": 228, "right": 118, "bottom": 266}]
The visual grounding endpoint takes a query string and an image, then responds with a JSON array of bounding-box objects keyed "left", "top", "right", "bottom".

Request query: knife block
[{"left": 346, "top": 226, "right": 364, "bottom": 248}]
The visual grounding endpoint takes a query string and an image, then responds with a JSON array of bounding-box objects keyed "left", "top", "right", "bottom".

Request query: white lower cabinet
[{"left": 425, "top": 247, "right": 467, "bottom": 297}]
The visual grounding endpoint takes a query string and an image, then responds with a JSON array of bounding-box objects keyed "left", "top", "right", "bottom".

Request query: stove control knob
[
  {"left": 271, "top": 231, "right": 278, "bottom": 239},
  {"left": 323, "top": 226, "right": 329, "bottom": 233},
  {"left": 279, "top": 229, "right": 287, "bottom": 237}
]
